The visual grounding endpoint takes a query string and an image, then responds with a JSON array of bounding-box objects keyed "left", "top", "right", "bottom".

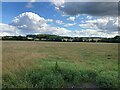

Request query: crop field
[{"left": 2, "top": 41, "right": 118, "bottom": 88}]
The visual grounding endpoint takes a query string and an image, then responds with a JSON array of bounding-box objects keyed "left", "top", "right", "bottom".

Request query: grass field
[{"left": 2, "top": 41, "right": 118, "bottom": 88}]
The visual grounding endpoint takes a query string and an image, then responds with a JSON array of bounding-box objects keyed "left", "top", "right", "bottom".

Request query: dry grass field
[{"left": 2, "top": 41, "right": 118, "bottom": 88}]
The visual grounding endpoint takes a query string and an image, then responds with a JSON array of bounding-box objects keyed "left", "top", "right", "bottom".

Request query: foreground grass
[
  {"left": 2, "top": 60, "right": 118, "bottom": 88},
  {"left": 2, "top": 41, "right": 118, "bottom": 88}
]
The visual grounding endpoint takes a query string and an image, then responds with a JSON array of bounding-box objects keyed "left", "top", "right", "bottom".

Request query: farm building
[{"left": 27, "top": 37, "right": 34, "bottom": 40}]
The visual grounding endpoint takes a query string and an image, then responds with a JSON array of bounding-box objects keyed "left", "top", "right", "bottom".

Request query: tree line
[{"left": 1, "top": 34, "right": 120, "bottom": 43}]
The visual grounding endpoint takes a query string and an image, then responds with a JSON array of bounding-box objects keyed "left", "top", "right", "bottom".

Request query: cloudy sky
[{"left": 0, "top": 0, "right": 119, "bottom": 37}]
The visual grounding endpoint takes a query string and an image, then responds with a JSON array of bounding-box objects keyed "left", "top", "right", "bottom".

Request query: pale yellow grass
[
  {"left": 2, "top": 41, "right": 118, "bottom": 74},
  {"left": 2, "top": 41, "right": 48, "bottom": 74}
]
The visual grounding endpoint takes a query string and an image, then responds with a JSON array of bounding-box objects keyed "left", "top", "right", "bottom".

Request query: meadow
[{"left": 2, "top": 41, "right": 118, "bottom": 88}]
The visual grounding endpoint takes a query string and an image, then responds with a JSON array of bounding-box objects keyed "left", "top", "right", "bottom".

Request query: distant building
[
  {"left": 68, "top": 38, "right": 74, "bottom": 42},
  {"left": 41, "top": 38, "right": 47, "bottom": 41},
  {"left": 62, "top": 38, "right": 68, "bottom": 42},
  {"left": 8, "top": 36, "right": 13, "bottom": 39},
  {"left": 82, "top": 37, "right": 102, "bottom": 42},
  {"left": 82, "top": 38, "right": 89, "bottom": 42},
  {"left": 93, "top": 38, "right": 101, "bottom": 42},
  {"left": 34, "top": 38, "right": 40, "bottom": 41},
  {"left": 27, "top": 37, "right": 33, "bottom": 40},
  {"left": 61, "top": 36, "right": 74, "bottom": 42},
  {"left": 88, "top": 38, "right": 92, "bottom": 42}
]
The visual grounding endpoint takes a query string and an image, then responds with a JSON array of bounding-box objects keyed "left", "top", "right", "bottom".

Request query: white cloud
[
  {"left": 86, "top": 15, "right": 93, "bottom": 20},
  {"left": 26, "top": 0, "right": 36, "bottom": 8},
  {"left": 67, "top": 17, "right": 75, "bottom": 21},
  {"left": 79, "top": 16, "right": 118, "bottom": 34},
  {"left": 1, "top": 12, "right": 118, "bottom": 38},
  {"left": 51, "top": 0, "right": 65, "bottom": 10},
  {"left": 55, "top": 20, "right": 64, "bottom": 25},
  {"left": 0, "top": 23, "right": 19, "bottom": 36},
  {"left": 30, "top": 0, "right": 36, "bottom": 2},
  {"left": 2, "top": 12, "right": 70, "bottom": 36},
  {"left": 26, "top": 3, "right": 33, "bottom": 8},
  {"left": 10, "top": 12, "right": 50, "bottom": 35},
  {"left": 51, "top": 0, "right": 64, "bottom": 6},
  {"left": 72, "top": 29, "right": 118, "bottom": 38},
  {"left": 64, "top": 23, "right": 76, "bottom": 27},
  {"left": 47, "top": 19, "right": 53, "bottom": 22},
  {"left": 79, "top": 23, "right": 96, "bottom": 29},
  {"left": 51, "top": 27, "right": 71, "bottom": 36}
]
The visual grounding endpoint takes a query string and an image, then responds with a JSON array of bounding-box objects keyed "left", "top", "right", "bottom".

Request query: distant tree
[
  {"left": 2, "top": 34, "right": 120, "bottom": 43},
  {"left": 113, "top": 36, "right": 120, "bottom": 43},
  {"left": 90, "top": 39, "right": 96, "bottom": 42},
  {"left": 73, "top": 37, "right": 82, "bottom": 42}
]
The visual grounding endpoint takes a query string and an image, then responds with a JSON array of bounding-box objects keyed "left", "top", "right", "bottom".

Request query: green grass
[
  {"left": 2, "top": 60, "right": 118, "bottom": 88},
  {"left": 2, "top": 41, "right": 119, "bottom": 88}
]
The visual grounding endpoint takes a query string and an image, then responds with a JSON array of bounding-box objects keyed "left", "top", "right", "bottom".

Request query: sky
[{"left": 0, "top": 0, "right": 119, "bottom": 37}]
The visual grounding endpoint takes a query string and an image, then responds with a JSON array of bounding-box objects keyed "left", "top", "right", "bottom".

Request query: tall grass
[
  {"left": 2, "top": 60, "right": 118, "bottom": 88},
  {"left": 2, "top": 41, "right": 118, "bottom": 88}
]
